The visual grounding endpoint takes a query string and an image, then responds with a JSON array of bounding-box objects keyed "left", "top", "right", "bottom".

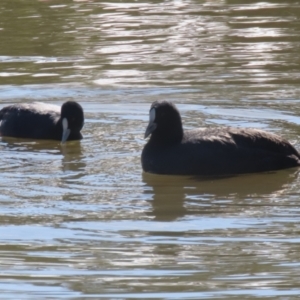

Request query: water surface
[{"left": 1, "top": 1, "right": 300, "bottom": 299}]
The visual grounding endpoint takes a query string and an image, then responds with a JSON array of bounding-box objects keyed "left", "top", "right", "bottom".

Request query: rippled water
[{"left": 1, "top": 1, "right": 300, "bottom": 299}]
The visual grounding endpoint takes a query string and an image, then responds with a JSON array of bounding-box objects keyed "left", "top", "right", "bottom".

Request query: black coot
[
  {"left": 141, "top": 101, "right": 300, "bottom": 176},
  {"left": 0, "top": 101, "right": 84, "bottom": 143}
]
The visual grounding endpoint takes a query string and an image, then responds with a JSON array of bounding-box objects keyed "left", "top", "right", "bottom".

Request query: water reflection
[
  {"left": 60, "top": 142, "right": 87, "bottom": 203},
  {"left": 61, "top": 142, "right": 85, "bottom": 173},
  {"left": 143, "top": 173, "right": 188, "bottom": 221},
  {"left": 0, "top": 136, "right": 86, "bottom": 174},
  {"left": 2, "top": 136, "right": 78, "bottom": 152},
  {"left": 143, "top": 169, "right": 298, "bottom": 221}
]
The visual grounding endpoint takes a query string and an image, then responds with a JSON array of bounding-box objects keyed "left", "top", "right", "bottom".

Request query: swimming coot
[
  {"left": 0, "top": 101, "right": 84, "bottom": 143},
  {"left": 141, "top": 101, "right": 300, "bottom": 176}
]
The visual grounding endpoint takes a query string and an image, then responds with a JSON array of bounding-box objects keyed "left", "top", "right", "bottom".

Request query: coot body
[
  {"left": 0, "top": 101, "right": 84, "bottom": 143},
  {"left": 141, "top": 101, "right": 300, "bottom": 176}
]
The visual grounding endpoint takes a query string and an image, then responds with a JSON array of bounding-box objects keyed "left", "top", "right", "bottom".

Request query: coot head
[
  {"left": 61, "top": 101, "right": 84, "bottom": 143},
  {"left": 144, "top": 101, "right": 183, "bottom": 144}
]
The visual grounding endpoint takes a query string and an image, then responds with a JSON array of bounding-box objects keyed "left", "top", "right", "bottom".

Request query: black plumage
[
  {"left": 141, "top": 101, "right": 300, "bottom": 176},
  {"left": 0, "top": 101, "right": 84, "bottom": 143}
]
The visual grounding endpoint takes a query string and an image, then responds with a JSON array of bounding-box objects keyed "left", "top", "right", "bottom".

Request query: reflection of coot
[
  {"left": 0, "top": 101, "right": 84, "bottom": 143},
  {"left": 143, "top": 173, "right": 188, "bottom": 221},
  {"left": 0, "top": 137, "right": 85, "bottom": 175},
  {"left": 61, "top": 142, "right": 86, "bottom": 174},
  {"left": 143, "top": 170, "right": 298, "bottom": 221},
  {"left": 142, "top": 101, "right": 300, "bottom": 176}
]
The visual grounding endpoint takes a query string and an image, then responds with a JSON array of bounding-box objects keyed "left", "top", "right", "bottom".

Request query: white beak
[
  {"left": 61, "top": 118, "right": 71, "bottom": 144},
  {"left": 144, "top": 108, "right": 157, "bottom": 139}
]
